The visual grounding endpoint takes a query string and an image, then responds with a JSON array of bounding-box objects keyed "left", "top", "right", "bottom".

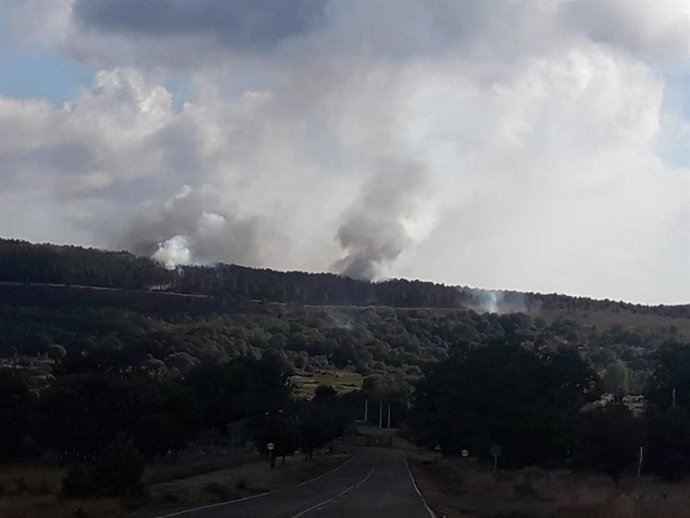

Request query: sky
[{"left": 0, "top": 0, "right": 688, "bottom": 304}]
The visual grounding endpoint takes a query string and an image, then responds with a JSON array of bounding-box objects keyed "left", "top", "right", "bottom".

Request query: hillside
[
  {"left": 1, "top": 238, "right": 687, "bottom": 315},
  {"left": 0, "top": 238, "right": 688, "bottom": 397}
]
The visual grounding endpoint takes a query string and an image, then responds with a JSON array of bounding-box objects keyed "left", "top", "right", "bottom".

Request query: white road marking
[
  {"left": 297, "top": 455, "right": 351, "bottom": 486},
  {"left": 290, "top": 464, "right": 377, "bottom": 518},
  {"left": 405, "top": 459, "right": 437, "bottom": 518},
  {"left": 157, "top": 455, "right": 352, "bottom": 517},
  {"left": 157, "top": 491, "right": 269, "bottom": 517}
]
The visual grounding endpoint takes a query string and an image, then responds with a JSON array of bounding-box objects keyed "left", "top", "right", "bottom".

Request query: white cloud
[{"left": 0, "top": 0, "right": 687, "bottom": 302}]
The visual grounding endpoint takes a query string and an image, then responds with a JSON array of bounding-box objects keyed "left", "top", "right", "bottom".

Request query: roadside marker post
[
  {"left": 267, "top": 442, "right": 275, "bottom": 470},
  {"left": 490, "top": 444, "right": 502, "bottom": 471}
]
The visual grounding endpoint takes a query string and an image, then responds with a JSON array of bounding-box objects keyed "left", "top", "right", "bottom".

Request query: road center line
[
  {"left": 297, "top": 455, "right": 351, "bottom": 486},
  {"left": 291, "top": 464, "right": 377, "bottom": 518}
]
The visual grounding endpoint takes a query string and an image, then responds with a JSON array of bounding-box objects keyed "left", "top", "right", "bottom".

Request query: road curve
[{"left": 159, "top": 449, "right": 435, "bottom": 518}]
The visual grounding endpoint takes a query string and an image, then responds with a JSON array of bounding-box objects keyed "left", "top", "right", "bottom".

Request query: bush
[
  {"left": 92, "top": 437, "right": 145, "bottom": 497},
  {"left": 62, "top": 464, "right": 99, "bottom": 498},
  {"left": 202, "top": 482, "right": 232, "bottom": 501},
  {"left": 62, "top": 437, "right": 145, "bottom": 498},
  {"left": 513, "top": 481, "right": 537, "bottom": 499},
  {"left": 573, "top": 399, "right": 642, "bottom": 480},
  {"left": 521, "top": 467, "right": 546, "bottom": 481},
  {"left": 645, "top": 407, "right": 690, "bottom": 481}
]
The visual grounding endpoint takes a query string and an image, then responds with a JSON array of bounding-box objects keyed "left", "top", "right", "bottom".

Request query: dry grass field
[
  {"left": 411, "top": 455, "right": 690, "bottom": 518},
  {"left": 0, "top": 452, "right": 347, "bottom": 518},
  {"left": 290, "top": 368, "right": 364, "bottom": 398},
  {"left": 0, "top": 464, "right": 128, "bottom": 518},
  {"left": 541, "top": 307, "right": 690, "bottom": 338}
]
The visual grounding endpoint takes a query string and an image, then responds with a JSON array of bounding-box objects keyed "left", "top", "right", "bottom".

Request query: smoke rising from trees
[
  {"left": 334, "top": 158, "right": 427, "bottom": 280},
  {"left": 120, "top": 185, "right": 262, "bottom": 268}
]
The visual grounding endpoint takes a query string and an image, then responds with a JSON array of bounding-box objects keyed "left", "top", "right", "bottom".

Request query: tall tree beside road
[{"left": 410, "top": 341, "right": 597, "bottom": 467}]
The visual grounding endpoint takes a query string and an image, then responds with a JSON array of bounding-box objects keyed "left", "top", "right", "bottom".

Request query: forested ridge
[{"left": 1, "top": 238, "right": 688, "bottom": 316}]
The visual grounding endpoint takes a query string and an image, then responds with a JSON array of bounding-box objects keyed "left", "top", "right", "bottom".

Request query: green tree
[
  {"left": 645, "top": 406, "right": 690, "bottom": 481},
  {"left": 0, "top": 370, "right": 35, "bottom": 461},
  {"left": 602, "top": 360, "right": 631, "bottom": 395},
  {"left": 647, "top": 342, "right": 690, "bottom": 410},
  {"left": 410, "top": 342, "right": 597, "bottom": 467},
  {"left": 574, "top": 399, "right": 642, "bottom": 480},
  {"left": 299, "top": 385, "right": 349, "bottom": 457}
]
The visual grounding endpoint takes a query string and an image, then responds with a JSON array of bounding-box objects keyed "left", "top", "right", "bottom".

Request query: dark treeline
[
  {"left": 2, "top": 238, "right": 688, "bottom": 317},
  {"left": 4, "top": 336, "right": 690, "bottom": 494},
  {"left": 0, "top": 302, "right": 683, "bottom": 396},
  {"left": 409, "top": 339, "right": 690, "bottom": 481},
  {"left": 0, "top": 239, "right": 464, "bottom": 308},
  {"left": 0, "top": 239, "right": 170, "bottom": 289},
  {"left": 1, "top": 355, "right": 358, "bottom": 496},
  {"left": 0, "top": 283, "right": 227, "bottom": 316},
  {"left": 176, "top": 264, "right": 465, "bottom": 308}
]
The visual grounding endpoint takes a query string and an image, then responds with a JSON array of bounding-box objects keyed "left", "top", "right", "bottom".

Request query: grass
[
  {"left": 0, "top": 464, "right": 63, "bottom": 496},
  {"left": 290, "top": 368, "right": 363, "bottom": 398},
  {"left": 542, "top": 307, "right": 690, "bottom": 338},
  {"left": 0, "top": 464, "right": 130, "bottom": 518},
  {"left": 267, "top": 454, "right": 347, "bottom": 490},
  {"left": 144, "top": 452, "right": 348, "bottom": 515},
  {"left": 411, "top": 456, "right": 690, "bottom": 518},
  {"left": 0, "top": 452, "right": 348, "bottom": 518},
  {"left": 0, "top": 496, "right": 128, "bottom": 518},
  {"left": 143, "top": 451, "right": 258, "bottom": 485}
]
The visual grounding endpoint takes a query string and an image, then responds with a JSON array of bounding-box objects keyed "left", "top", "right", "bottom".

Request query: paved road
[{"left": 160, "top": 450, "right": 435, "bottom": 518}]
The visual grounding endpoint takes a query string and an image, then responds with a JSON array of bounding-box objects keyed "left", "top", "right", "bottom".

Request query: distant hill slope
[
  {"left": 0, "top": 238, "right": 687, "bottom": 318},
  {"left": 1, "top": 239, "right": 688, "bottom": 399}
]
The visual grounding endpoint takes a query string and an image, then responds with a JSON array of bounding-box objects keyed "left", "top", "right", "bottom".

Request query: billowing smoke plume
[
  {"left": 120, "top": 185, "right": 262, "bottom": 269},
  {"left": 334, "top": 158, "right": 428, "bottom": 280},
  {"left": 151, "top": 235, "right": 191, "bottom": 269}
]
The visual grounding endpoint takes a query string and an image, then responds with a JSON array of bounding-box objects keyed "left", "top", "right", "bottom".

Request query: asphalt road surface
[{"left": 160, "top": 449, "right": 435, "bottom": 518}]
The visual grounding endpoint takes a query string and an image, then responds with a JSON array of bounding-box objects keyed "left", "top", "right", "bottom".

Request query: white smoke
[
  {"left": 334, "top": 158, "right": 431, "bottom": 280},
  {"left": 465, "top": 289, "right": 542, "bottom": 315},
  {"left": 152, "top": 235, "right": 192, "bottom": 269},
  {"left": 121, "top": 185, "right": 264, "bottom": 268}
]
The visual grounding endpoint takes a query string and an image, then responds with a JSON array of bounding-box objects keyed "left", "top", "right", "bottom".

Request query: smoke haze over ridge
[{"left": 0, "top": 0, "right": 688, "bottom": 303}]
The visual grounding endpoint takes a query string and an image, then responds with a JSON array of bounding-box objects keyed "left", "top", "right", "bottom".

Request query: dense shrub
[{"left": 62, "top": 438, "right": 145, "bottom": 498}]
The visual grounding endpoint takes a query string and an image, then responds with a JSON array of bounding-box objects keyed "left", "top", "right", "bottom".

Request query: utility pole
[
  {"left": 379, "top": 400, "right": 383, "bottom": 428},
  {"left": 364, "top": 398, "right": 368, "bottom": 422},
  {"left": 672, "top": 388, "right": 677, "bottom": 408},
  {"left": 387, "top": 404, "right": 391, "bottom": 428}
]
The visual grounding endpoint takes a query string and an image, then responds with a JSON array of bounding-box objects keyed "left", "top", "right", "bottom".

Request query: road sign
[
  {"left": 434, "top": 443, "right": 442, "bottom": 451},
  {"left": 267, "top": 442, "right": 275, "bottom": 451},
  {"left": 461, "top": 449, "right": 469, "bottom": 457}
]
